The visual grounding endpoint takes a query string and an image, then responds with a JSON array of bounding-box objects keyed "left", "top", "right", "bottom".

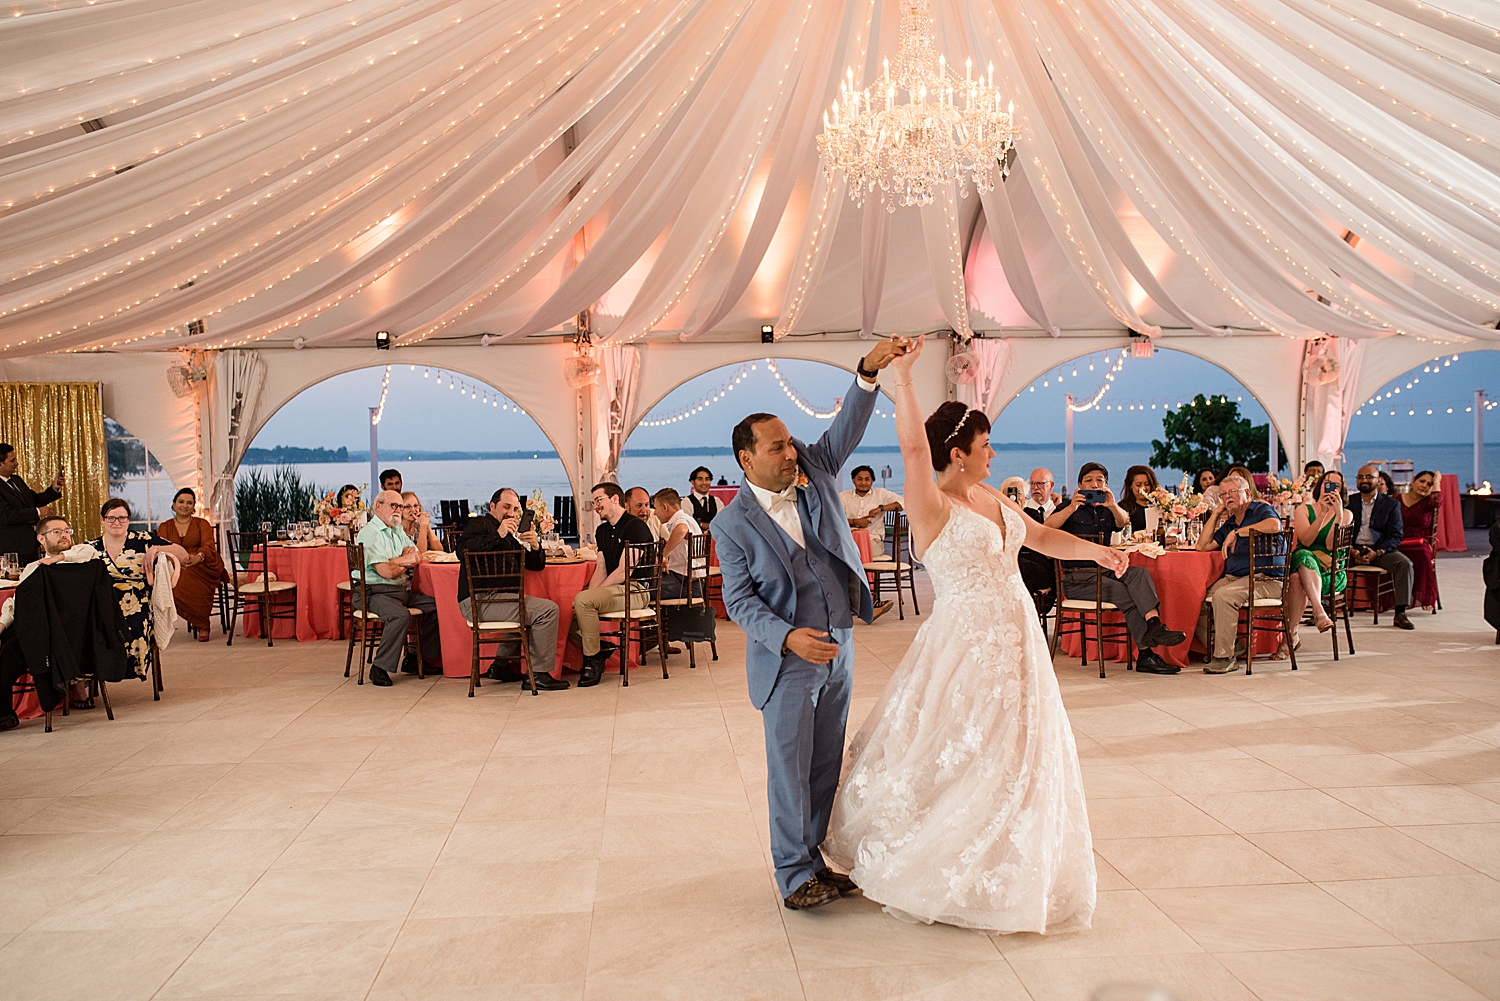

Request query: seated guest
[
  {"left": 1196, "top": 475, "right": 1284, "bottom": 673},
  {"left": 1026, "top": 468, "right": 1060, "bottom": 519},
  {"left": 0, "top": 443, "right": 65, "bottom": 564},
  {"left": 379, "top": 468, "right": 403, "bottom": 493},
  {"left": 1224, "top": 464, "right": 1260, "bottom": 500},
  {"left": 455, "top": 488, "right": 563, "bottom": 690},
  {"left": 1015, "top": 471, "right": 1057, "bottom": 618},
  {"left": 155, "top": 487, "right": 227, "bottom": 642},
  {"left": 1350, "top": 464, "right": 1415, "bottom": 629},
  {"left": 570, "top": 482, "right": 655, "bottom": 688},
  {"left": 625, "top": 486, "right": 663, "bottom": 540},
  {"left": 839, "top": 464, "right": 902, "bottom": 548},
  {"left": 1285, "top": 471, "right": 1352, "bottom": 648},
  {"left": 1399, "top": 469, "right": 1443, "bottom": 611},
  {"left": 1045, "top": 462, "right": 1186, "bottom": 674},
  {"left": 0, "top": 515, "right": 128, "bottom": 730},
  {"left": 687, "top": 466, "right": 722, "bottom": 529},
  {"left": 334, "top": 483, "right": 368, "bottom": 529},
  {"left": 1192, "top": 468, "right": 1216, "bottom": 497},
  {"left": 1121, "top": 465, "right": 1159, "bottom": 533},
  {"left": 1303, "top": 460, "right": 1325, "bottom": 483},
  {"left": 89, "top": 499, "right": 189, "bottom": 687},
  {"left": 1378, "top": 470, "right": 1397, "bottom": 496},
  {"left": 353, "top": 491, "right": 443, "bottom": 686},
  {"left": 998, "top": 476, "right": 1027, "bottom": 504},
  {"left": 653, "top": 488, "right": 702, "bottom": 600},
  {"left": 400, "top": 492, "right": 444, "bottom": 553}
]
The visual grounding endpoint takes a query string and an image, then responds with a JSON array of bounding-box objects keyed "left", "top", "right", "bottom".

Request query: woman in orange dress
[{"left": 156, "top": 488, "right": 228, "bottom": 641}]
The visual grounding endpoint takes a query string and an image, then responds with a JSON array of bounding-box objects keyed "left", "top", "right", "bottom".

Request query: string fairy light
[
  {"left": 637, "top": 359, "right": 903, "bottom": 428},
  {"left": 369, "top": 364, "right": 392, "bottom": 425}
]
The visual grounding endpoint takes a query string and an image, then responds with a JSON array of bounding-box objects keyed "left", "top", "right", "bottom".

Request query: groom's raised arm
[
  {"left": 799, "top": 375, "right": 878, "bottom": 477},
  {"left": 715, "top": 524, "right": 794, "bottom": 657}
]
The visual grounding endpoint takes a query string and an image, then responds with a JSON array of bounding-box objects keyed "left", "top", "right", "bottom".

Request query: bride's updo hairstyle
[{"left": 926, "top": 402, "right": 991, "bottom": 472}]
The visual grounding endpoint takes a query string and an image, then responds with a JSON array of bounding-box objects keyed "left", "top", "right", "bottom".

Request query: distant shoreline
[{"left": 243, "top": 437, "right": 1484, "bottom": 465}]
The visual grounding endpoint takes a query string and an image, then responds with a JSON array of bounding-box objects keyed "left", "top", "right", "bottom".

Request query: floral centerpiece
[
  {"left": 526, "top": 488, "right": 556, "bottom": 534},
  {"left": 1264, "top": 474, "right": 1310, "bottom": 514},
  {"left": 313, "top": 484, "right": 367, "bottom": 526},
  {"left": 1149, "top": 475, "right": 1210, "bottom": 521}
]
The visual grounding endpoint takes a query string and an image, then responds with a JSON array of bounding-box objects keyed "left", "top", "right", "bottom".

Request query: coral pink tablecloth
[
  {"left": 241, "top": 544, "right": 348, "bottom": 642},
  {"left": 1057, "top": 550, "right": 1280, "bottom": 669},
  {"left": 1437, "top": 474, "right": 1466, "bottom": 552},
  {"left": 413, "top": 559, "right": 621, "bottom": 679}
]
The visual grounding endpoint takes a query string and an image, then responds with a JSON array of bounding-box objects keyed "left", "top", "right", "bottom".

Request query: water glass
[
  {"left": 260, "top": 521, "right": 272, "bottom": 538},
  {"left": 276, "top": 528, "right": 289, "bottom": 543}
]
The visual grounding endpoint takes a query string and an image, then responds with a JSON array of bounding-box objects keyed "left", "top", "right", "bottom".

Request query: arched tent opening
[
  {"left": 622, "top": 357, "right": 901, "bottom": 494},
  {"left": 991, "top": 345, "right": 1285, "bottom": 491},
  {"left": 1345, "top": 349, "right": 1500, "bottom": 491},
  {"left": 241, "top": 363, "right": 571, "bottom": 527}
]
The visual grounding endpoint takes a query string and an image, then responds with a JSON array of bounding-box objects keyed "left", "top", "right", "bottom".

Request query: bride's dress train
[{"left": 825, "top": 502, "right": 1096, "bottom": 933}]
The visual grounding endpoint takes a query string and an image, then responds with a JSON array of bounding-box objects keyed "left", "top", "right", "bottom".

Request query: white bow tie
[{"left": 772, "top": 486, "right": 799, "bottom": 510}]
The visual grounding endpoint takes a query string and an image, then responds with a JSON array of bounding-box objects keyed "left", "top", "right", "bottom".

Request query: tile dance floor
[{"left": 1, "top": 557, "right": 1497, "bottom": 1000}]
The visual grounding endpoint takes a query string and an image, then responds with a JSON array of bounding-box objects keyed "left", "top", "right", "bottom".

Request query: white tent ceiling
[{"left": 1, "top": 0, "right": 1497, "bottom": 357}]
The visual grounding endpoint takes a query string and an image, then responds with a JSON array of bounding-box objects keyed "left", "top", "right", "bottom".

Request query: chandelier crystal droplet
[{"left": 817, "top": 0, "right": 1020, "bottom": 210}]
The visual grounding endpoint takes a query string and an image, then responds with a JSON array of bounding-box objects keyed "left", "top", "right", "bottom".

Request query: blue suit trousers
[{"left": 760, "top": 626, "right": 853, "bottom": 898}]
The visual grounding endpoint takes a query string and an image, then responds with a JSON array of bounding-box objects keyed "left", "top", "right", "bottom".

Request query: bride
[{"left": 825, "top": 336, "right": 1127, "bottom": 934}]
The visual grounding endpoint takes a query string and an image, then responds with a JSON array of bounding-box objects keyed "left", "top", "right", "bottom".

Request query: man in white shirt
[
  {"left": 1025, "top": 467, "right": 1060, "bottom": 520},
  {"left": 625, "top": 486, "right": 663, "bottom": 541},
  {"left": 652, "top": 488, "right": 702, "bottom": 600},
  {"left": 839, "top": 465, "right": 902, "bottom": 547}
]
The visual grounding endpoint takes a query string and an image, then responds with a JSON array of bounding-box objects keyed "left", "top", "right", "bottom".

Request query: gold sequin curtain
[{"left": 0, "top": 383, "right": 107, "bottom": 533}]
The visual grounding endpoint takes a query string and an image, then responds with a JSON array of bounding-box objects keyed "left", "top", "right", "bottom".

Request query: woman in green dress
[
  {"left": 88, "top": 498, "right": 188, "bottom": 679},
  {"left": 1285, "top": 471, "right": 1353, "bottom": 650}
]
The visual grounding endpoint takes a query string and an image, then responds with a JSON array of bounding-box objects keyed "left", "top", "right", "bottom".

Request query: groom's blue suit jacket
[{"left": 713, "top": 376, "right": 877, "bottom": 709}]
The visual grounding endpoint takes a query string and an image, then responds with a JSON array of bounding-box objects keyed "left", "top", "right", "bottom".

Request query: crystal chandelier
[{"left": 816, "top": 0, "right": 1019, "bottom": 211}]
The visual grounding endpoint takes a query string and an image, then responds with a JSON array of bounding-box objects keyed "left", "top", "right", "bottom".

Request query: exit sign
[{"left": 1131, "top": 340, "right": 1155, "bottom": 358}]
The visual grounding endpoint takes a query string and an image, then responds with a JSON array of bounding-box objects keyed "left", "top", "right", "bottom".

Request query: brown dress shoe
[
  {"left": 1393, "top": 611, "right": 1415, "bottom": 630},
  {"left": 783, "top": 877, "right": 839, "bottom": 910},
  {"left": 816, "top": 867, "right": 859, "bottom": 896}
]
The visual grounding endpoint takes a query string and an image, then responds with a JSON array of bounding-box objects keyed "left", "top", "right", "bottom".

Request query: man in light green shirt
[{"left": 353, "top": 490, "right": 441, "bottom": 686}]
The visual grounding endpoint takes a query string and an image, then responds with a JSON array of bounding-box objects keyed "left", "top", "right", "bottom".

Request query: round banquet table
[
  {"left": 1057, "top": 549, "right": 1281, "bottom": 670},
  {"left": 413, "top": 559, "right": 641, "bottom": 679},
  {"left": 241, "top": 544, "right": 348, "bottom": 642}
]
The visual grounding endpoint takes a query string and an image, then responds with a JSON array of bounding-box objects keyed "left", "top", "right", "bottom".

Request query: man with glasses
[
  {"left": 1197, "top": 474, "right": 1285, "bottom": 673},
  {"left": 0, "top": 443, "right": 65, "bottom": 565},
  {"left": 352, "top": 490, "right": 442, "bottom": 687},
  {"left": 0, "top": 515, "right": 94, "bottom": 730},
  {"left": 1348, "top": 464, "right": 1415, "bottom": 630},
  {"left": 1025, "top": 467, "right": 1061, "bottom": 520}
]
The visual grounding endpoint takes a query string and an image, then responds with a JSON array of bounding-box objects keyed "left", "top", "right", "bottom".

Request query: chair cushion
[
  {"left": 599, "top": 608, "right": 657, "bottom": 620},
  {"left": 862, "top": 562, "right": 911, "bottom": 572},
  {"left": 1347, "top": 564, "right": 1389, "bottom": 574},
  {"left": 463, "top": 618, "right": 522, "bottom": 630},
  {"left": 705, "top": 567, "right": 722, "bottom": 577},
  {"left": 1059, "top": 599, "right": 1120, "bottom": 610},
  {"left": 335, "top": 580, "right": 351, "bottom": 591},
  {"left": 353, "top": 607, "right": 428, "bottom": 619},
  {"left": 238, "top": 580, "right": 296, "bottom": 594},
  {"left": 1250, "top": 596, "right": 1287, "bottom": 607},
  {"left": 657, "top": 597, "right": 694, "bottom": 606}
]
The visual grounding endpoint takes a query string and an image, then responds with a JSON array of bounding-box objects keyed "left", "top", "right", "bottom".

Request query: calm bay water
[{"left": 240, "top": 440, "right": 1499, "bottom": 512}]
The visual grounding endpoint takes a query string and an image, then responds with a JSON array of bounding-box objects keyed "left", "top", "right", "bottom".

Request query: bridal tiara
[{"left": 944, "top": 407, "right": 975, "bottom": 444}]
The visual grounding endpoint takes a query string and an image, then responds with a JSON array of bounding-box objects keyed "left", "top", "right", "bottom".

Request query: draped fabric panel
[
  {"left": 0, "top": 382, "right": 107, "bottom": 532},
  {"left": 207, "top": 349, "right": 266, "bottom": 529},
  {"left": 954, "top": 337, "right": 1010, "bottom": 419},
  {"left": 1, "top": 0, "right": 1496, "bottom": 356},
  {"left": 592, "top": 344, "right": 641, "bottom": 484},
  {"left": 1304, "top": 337, "right": 1366, "bottom": 470}
]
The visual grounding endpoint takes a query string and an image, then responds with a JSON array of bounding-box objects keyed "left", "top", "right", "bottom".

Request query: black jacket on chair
[
  {"left": 1, "top": 560, "right": 130, "bottom": 711},
  {"left": 1484, "top": 522, "right": 1500, "bottom": 639},
  {"left": 454, "top": 514, "right": 545, "bottom": 603},
  {"left": 1347, "top": 492, "right": 1404, "bottom": 553},
  {"left": 0, "top": 475, "right": 61, "bottom": 564}
]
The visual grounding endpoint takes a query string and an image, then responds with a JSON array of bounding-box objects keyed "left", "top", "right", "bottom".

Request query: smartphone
[
  {"left": 1004, "top": 486, "right": 1020, "bottom": 501},
  {"left": 1322, "top": 479, "right": 1341, "bottom": 497},
  {"left": 1078, "top": 489, "right": 1108, "bottom": 505},
  {"left": 517, "top": 509, "right": 535, "bottom": 535}
]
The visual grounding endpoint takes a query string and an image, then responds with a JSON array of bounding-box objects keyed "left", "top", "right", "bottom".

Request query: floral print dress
[{"left": 89, "top": 531, "right": 165, "bottom": 678}]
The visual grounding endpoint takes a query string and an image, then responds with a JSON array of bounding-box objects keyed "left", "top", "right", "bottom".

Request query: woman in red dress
[
  {"left": 1398, "top": 470, "right": 1442, "bottom": 611},
  {"left": 156, "top": 488, "right": 229, "bottom": 640}
]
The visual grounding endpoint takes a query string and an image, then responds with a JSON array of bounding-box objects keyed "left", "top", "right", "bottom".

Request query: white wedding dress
[{"left": 825, "top": 501, "right": 1096, "bottom": 933}]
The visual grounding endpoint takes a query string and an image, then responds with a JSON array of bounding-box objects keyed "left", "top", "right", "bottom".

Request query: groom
[{"left": 715, "top": 336, "right": 910, "bottom": 910}]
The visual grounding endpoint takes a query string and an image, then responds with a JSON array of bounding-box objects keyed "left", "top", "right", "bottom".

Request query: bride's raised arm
[{"left": 886, "top": 336, "right": 947, "bottom": 557}]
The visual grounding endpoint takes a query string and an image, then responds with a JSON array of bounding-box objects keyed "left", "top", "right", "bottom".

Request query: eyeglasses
[
  {"left": 102, "top": 515, "right": 131, "bottom": 524},
  {"left": 43, "top": 526, "right": 73, "bottom": 537},
  {"left": 1029, "top": 480, "right": 1051, "bottom": 487}
]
